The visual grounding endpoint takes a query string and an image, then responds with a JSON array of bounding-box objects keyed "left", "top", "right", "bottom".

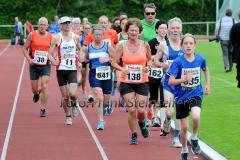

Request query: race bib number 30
[
  {"left": 148, "top": 66, "right": 163, "bottom": 79},
  {"left": 96, "top": 66, "right": 111, "bottom": 80},
  {"left": 181, "top": 67, "right": 201, "bottom": 88},
  {"left": 34, "top": 50, "right": 48, "bottom": 65},
  {"left": 126, "top": 65, "right": 142, "bottom": 82}
]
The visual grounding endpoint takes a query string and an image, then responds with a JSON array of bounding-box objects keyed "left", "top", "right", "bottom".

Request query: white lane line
[
  {"left": 78, "top": 106, "right": 108, "bottom": 160},
  {"left": 0, "top": 43, "right": 10, "bottom": 57},
  {"left": 0, "top": 59, "right": 26, "bottom": 160},
  {"left": 211, "top": 75, "right": 236, "bottom": 86}
]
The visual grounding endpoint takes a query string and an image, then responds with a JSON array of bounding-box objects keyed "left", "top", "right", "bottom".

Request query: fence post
[{"left": 206, "top": 22, "right": 209, "bottom": 37}]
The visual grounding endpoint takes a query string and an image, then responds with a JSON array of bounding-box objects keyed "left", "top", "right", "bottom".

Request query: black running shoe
[
  {"left": 33, "top": 94, "right": 40, "bottom": 103},
  {"left": 191, "top": 139, "right": 201, "bottom": 155},
  {"left": 138, "top": 121, "right": 150, "bottom": 138},
  {"left": 129, "top": 133, "right": 138, "bottom": 145},
  {"left": 181, "top": 153, "right": 189, "bottom": 160},
  {"left": 40, "top": 109, "right": 46, "bottom": 117}
]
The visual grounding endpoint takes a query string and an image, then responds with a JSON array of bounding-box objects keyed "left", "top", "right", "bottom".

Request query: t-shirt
[
  {"left": 140, "top": 18, "right": 159, "bottom": 42},
  {"left": 168, "top": 54, "right": 207, "bottom": 102}
]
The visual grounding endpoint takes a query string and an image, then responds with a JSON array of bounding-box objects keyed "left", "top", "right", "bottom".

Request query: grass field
[{"left": 192, "top": 41, "right": 240, "bottom": 160}]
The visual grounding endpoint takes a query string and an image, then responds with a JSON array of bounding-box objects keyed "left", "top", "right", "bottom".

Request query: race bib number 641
[{"left": 96, "top": 66, "right": 111, "bottom": 80}]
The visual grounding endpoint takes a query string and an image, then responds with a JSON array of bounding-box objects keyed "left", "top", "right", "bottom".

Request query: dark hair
[
  {"left": 225, "top": 9, "right": 232, "bottom": 16},
  {"left": 124, "top": 18, "right": 143, "bottom": 33},
  {"left": 155, "top": 20, "right": 167, "bottom": 33}
]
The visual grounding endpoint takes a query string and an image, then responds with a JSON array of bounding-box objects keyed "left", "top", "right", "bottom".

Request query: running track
[{"left": 0, "top": 43, "right": 206, "bottom": 160}]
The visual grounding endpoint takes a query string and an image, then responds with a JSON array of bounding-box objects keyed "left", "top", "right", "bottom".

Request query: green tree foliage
[{"left": 0, "top": 0, "right": 218, "bottom": 38}]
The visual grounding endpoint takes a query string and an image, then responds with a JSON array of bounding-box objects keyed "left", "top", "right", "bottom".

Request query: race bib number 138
[{"left": 126, "top": 65, "right": 142, "bottom": 82}]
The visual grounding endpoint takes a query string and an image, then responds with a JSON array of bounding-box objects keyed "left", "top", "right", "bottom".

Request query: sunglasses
[{"left": 145, "top": 12, "right": 156, "bottom": 16}]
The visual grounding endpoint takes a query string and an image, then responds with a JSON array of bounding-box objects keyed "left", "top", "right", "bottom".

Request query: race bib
[
  {"left": 62, "top": 54, "right": 76, "bottom": 68},
  {"left": 126, "top": 65, "right": 142, "bottom": 82},
  {"left": 148, "top": 66, "right": 163, "bottom": 79},
  {"left": 181, "top": 67, "right": 201, "bottom": 88},
  {"left": 96, "top": 66, "right": 111, "bottom": 80},
  {"left": 34, "top": 50, "right": 48, "bottom": 65}
]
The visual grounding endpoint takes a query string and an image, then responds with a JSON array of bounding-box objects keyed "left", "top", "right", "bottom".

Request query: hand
[
  {"left": 204, "top": 84, "right": 210, "bottom": 95},
  {"left": 183, "top": 73, "right": 192, "bottom": 82},
  {"left": 28, "top": 59, "right": 35, "bottom": 65},
  {"left": 99, "top": 57, "right": 110, "bottom": 63},
  {"left": 143, "top": 66, "right": 148, "bottom": 73},
  {"left": 51, "top": 60, "right": 58, "bottom": 66},
  {"left": 121, "top": 68, "right": 129, "bottom": 75}
]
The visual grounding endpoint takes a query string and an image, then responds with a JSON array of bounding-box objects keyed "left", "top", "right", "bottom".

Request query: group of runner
[{"left": 21, "top": 3, "right": 210, "bottom": 160}]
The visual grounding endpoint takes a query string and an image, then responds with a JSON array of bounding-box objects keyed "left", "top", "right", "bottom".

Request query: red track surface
[{"left": 0, "top": 43, "right": 206, "bottom": 160}]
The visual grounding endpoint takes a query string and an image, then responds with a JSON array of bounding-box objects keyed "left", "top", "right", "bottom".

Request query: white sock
[
  {"left": 181, "top": 146, "right": 188, "bottom": 153},
  {"left": 191, "top": 133, "right": 198, "bottom": 140}
]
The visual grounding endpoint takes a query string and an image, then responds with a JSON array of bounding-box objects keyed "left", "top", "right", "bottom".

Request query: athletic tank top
[
  {"left": 88, "top": 41, "right": 110, "bottom": 69},
  {"left": 121, "top": 41, "right": 148, "bottom": 84},
  {"left": 57, "top": 32, "right": 78, "bottom": 70},
  {"left": 31, "top": 31, "right": 52, "bottom": 65}
]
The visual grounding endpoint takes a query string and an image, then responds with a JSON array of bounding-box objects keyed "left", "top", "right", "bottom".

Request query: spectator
[
  {"left": 230, "top": 9, "right": 240, "bottom": 88},
  {"left": 52, "top": 15, "right": 61, "bottom": 33},
  {"left": 215, "top": 9, "right": 236, "bottom": 72},
  {"left": 14, "top": 16, "right": 23, "bottom": 47}
]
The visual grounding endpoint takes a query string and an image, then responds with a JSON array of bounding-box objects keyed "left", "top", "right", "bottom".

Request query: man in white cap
[{"left": 48, "top": 16, "right": 82, "bottom": 125}]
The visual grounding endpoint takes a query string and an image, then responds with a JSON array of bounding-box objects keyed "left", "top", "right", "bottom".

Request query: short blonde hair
[{"left": 181, "top": 33, "right": 196, "bottom": 46}]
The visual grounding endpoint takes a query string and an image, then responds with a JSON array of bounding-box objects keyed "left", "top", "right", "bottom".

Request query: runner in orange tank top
[
  {"left": 112, "top": 18, "right": 151, "bottom": 145},
  {"left": 23, "top": 17, "right": 56, "bottom": 117}
]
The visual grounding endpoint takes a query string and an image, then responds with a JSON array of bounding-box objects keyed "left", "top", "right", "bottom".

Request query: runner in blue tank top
[
  {"left": 154, "top": 17, "right": 183, "bottom": 146},
  {"left": 84, "top": 25, "right": 114, "bottom": 130},
  {"left": 168, "top": 33, "right": 210, "bottom": 160}
]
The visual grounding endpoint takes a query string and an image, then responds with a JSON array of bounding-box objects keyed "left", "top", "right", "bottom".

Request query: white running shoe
[
  {"left": 72, "top": 101, "right": 79, "bottom": 117},
  {"left": 172, "top": 137, "right": 182, "bottom": 148},
  {"left": 66, "top": 117, "right": 72, "bottom": 125}
]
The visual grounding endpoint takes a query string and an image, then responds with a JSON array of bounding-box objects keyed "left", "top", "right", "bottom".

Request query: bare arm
[
  {"left": 75, "top": 34, "right": 82, "bottom": 62},
  {"left": 47, "top": 35, "right": 59, "bottom": 65},
  {"left": 111, "top": 43, "right": 126, "bottom": 73},
  {"left": 203, "top": 66, "right": 210, "bottom": 95},
  {"left": 168, "top": 73, "right": 192, "bottom": 86},
  {"left": 22, "top": 33, "right": 34, "bottom": 65}
]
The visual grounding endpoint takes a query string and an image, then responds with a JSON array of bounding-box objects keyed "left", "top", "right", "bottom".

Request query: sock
[
  {"left": 132, "top": 132, "right": 137, "bottom": 138},
  {"left": 191, "top": 133, "right": 198, "bottom": 140},
  {"left": 174, "top": 129, "right": 180, "bottom": 138},
  {"left": 181, "top": 146, "right": 188, "bottom": 153}
]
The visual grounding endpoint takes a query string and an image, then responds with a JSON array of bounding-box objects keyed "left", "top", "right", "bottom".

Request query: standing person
[
  {"left": 118, "top": 17, "right": 128, "bottom": 43},
  {"left": 84, "top": 25, "right": 114, "bottom": 130},
  {"left": 154, "top": 17, "right": 184, "bottom": 147},
  {"left": 22, "top": 17, "right": 55, "bottom": 117},
  {"left": 148, "top": 20, "right": 168, "bottom": 130},
  {"left": 48, "top": 16, "right": 81, "bottom": 125},
  {"left": 215, "top": 9, "right": 236, "bottom": 72},
  {"left": 230, "top": 10, "right": 240, "bottom": 88},
  {"left": 112, "top": 18, "right": 151, "bottom": 144},
  {"left": 52, "top": 15, "right": 61, "bottom": 33},
  {"left": 168, "top": 33, "right": 210, "bottom": 160},
  {"left": 26, "top": 20, "right": 33, "bottom": 34},
  {"left": 140, "top": 3, "right": 159, "bottom": 42},
  {"left": 14, "top": 17, "right": 23, "bottom": 47}
]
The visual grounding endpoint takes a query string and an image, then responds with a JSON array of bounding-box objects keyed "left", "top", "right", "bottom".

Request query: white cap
[{"left": 59, "top": 16, "right": 71, "bottom": 24}]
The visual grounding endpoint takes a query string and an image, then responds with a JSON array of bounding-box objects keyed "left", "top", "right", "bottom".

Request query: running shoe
[
  {"left": 66, "top": 116, "right": 72, "bottom": 125},
  {"left": 40, "top": 109, "right": 46, "bottom": 117},
  {"left": 103, "top": 107, "right": 108, "bottom": 116},
  {"left": 138, "top": 121, "right": 150, "bottom": 138},
  {"left": 152, "top": 117, "right": 161, "bottom": 127},
  {"left": 145, "top": 119, "right": 150, "bottom": 127},
  {"left": 129, "top": 132, "right": 138, "bottom": 145},
  {"left": 97, "top": 121, "right": 105, "bottom": 130},
  {"left": 191, "top": 139, "right": 201, "bottom": 155},
  {"left": 172, "top": 137, "right": 182, "bottom": 148},
  {"left": 88, "top": 95, "right": 94, "bottom": 103},
  {"left": 107, "top": 104, "right": 113, "bottom": 115},
  {"left": 159, "top": 128, "right": 169, "bottom": 136},
  {"left": 33, "top": 93, "right": 40, "bottom": 103},
  {"left": 181, "top": 153, "right": 189, "bottom": 160},
  {"left": 71, "top": 101, "right": 79, "bottom": 117}
]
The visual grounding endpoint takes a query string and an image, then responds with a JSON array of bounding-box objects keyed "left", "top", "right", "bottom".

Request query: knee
[{"left": 192, "top": 116, "right": 200, "bottom": 123}]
